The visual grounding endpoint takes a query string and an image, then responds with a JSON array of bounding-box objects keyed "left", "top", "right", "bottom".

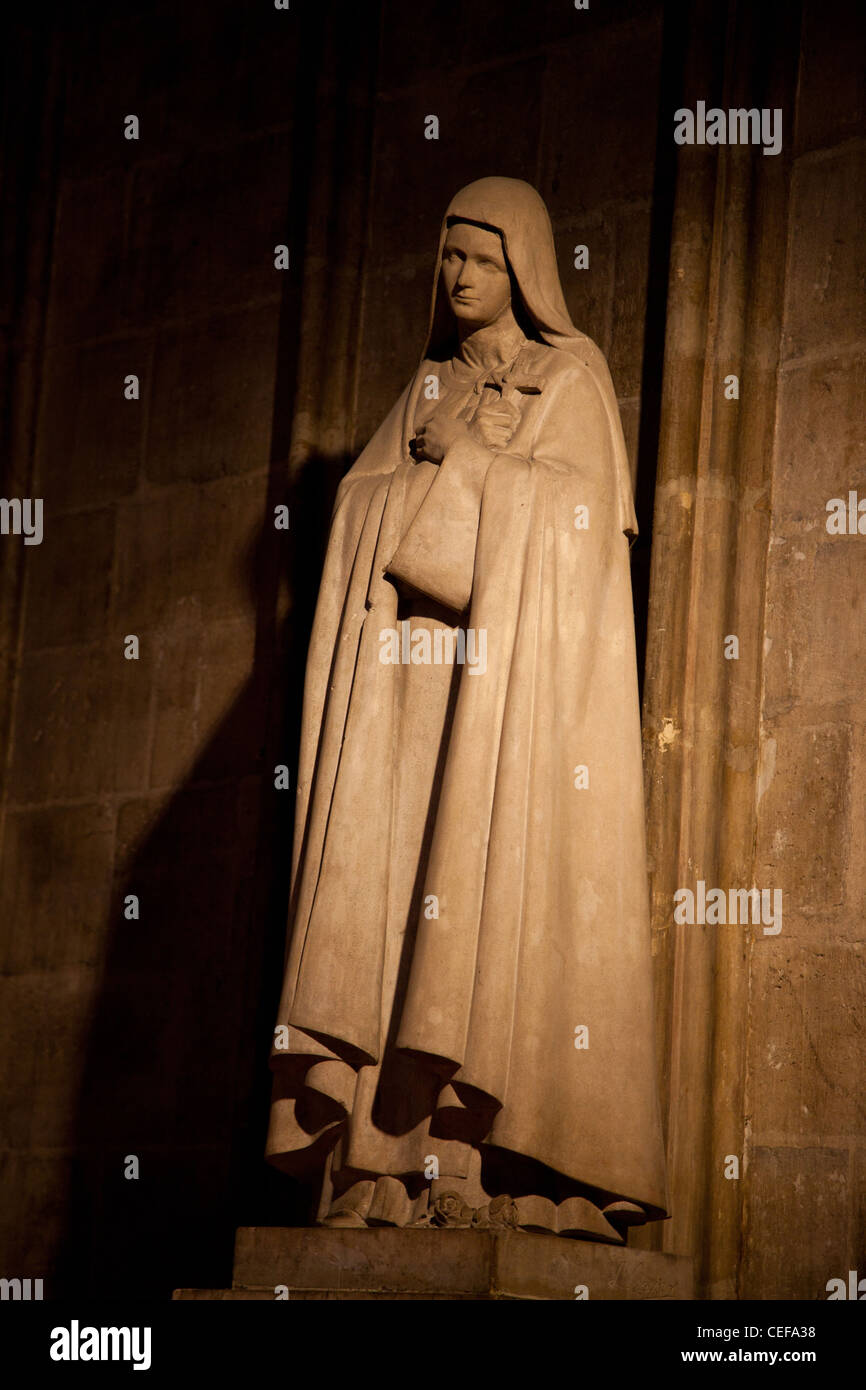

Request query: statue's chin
[{"left": 450, "top": 304, "right": 487, "bottom": 325}]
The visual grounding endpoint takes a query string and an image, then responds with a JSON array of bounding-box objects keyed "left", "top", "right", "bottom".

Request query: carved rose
[
  {"left": 430, "top": 1192, "right": 474, "bottom": 1228},
  {"left": 487, "top": 1194, "right": 519, "bottom": 1229},
  {"left": 473, "top": 1194, "right": 519, "bottom": 1230}
]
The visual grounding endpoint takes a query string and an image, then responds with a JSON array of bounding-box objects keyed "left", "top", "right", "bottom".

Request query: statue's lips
[{"left": 452, "top": 294, "right": 479, "bottom": 304}]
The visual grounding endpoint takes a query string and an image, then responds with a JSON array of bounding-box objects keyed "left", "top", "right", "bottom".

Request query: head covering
[{"left": 422, "top": 176, "right": 638, "bottom": 536}]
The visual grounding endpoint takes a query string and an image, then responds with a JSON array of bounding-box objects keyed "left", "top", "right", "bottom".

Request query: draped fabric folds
[{"left": 266, "top": 178, "right": 668, "bottom": 1237}]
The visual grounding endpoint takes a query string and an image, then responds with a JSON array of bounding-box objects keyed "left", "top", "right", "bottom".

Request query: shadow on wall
[
  {"left": 54, "top": 443, "right": 352, "bottom": 1301},
  {"left": 50, "top": 0, "right": 349, "bottom": 1303}
]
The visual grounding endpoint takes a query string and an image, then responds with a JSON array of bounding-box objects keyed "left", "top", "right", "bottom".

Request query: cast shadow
[
  {"left": 50, "top": 0, "right": 349, "bottom": 1300},
  {"left": 53, "top": 445, "right": 351, "bottom": 1300}
]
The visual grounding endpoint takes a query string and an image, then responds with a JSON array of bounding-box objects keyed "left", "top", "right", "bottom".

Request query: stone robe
[{"left": 266, "top": 178, "right": 668, "bottom": 1241}]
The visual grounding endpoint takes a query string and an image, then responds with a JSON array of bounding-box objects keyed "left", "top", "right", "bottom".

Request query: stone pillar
[{"left": 639, "top": 0, "right": 803, "bottom": 1298}]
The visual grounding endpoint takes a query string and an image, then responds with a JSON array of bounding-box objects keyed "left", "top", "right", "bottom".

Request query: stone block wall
[
  {"left": 0, "top": 0, "right": 307, "bottom": 1298},
  {"left": 741, "top": 0, "right": 865, "bottom": 1300}
]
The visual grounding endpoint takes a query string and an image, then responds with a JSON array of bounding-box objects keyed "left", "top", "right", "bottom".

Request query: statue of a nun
[{"left": 266, "top": 177, "right": 669, "bottom": 1241}]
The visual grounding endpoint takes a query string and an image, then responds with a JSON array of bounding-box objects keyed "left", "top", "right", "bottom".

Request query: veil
[{"left": 421, "top": 176, "right": 638, "bottom": 537}]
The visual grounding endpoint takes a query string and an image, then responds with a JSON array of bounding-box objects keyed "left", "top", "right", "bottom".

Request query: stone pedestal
[{"left": 173, "top": 1227, "right": 694, "bottom": 1300}]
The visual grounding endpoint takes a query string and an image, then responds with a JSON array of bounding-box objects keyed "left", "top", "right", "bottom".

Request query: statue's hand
[
  {"left": 414, "top": 414, "right": 470, "bottom": 464},
  {"left": 469, "top": 398, "right": 521, "bottom": 451}
]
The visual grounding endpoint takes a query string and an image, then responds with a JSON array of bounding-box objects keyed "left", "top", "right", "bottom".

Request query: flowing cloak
[{"left": 266, "top": 178, "right": 669, "bottom": 1237}]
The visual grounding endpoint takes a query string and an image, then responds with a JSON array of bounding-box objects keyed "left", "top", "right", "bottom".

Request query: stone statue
[{"left": 266, "top": 177, "right": 669, "bottom": 1242}]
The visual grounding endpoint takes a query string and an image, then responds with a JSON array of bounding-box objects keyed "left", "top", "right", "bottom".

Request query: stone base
[{"left": 173, "top": 1227, "right": 694, "bottom": 1300}]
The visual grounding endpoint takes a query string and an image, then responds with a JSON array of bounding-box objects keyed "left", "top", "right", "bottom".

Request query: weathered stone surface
[
  {"left": 125, "top": 134, "right": 290, "bottom": 327},
  {"left": 754, "top": 721, "right": 851, "bottom": 917},
  {"left": 849, "top": 728, "right": 866, "bottom": 919},
  {"left": 377, "top": 0, "right": 462, "bottom": 91},
  {"left": 145, "top": 608, "right": 262, "bottom": 792},
  {"left": 539, "top": 16, "right": 661, "bottom": 220},
  {"left": 371, "top": 61, "right": 544, "bottom": 253},
  {"left": 115, "top": 784, "right": 253, "bottom": 921},
  {"left": 782, "top": 147, "right": 866, "bottom": 362},
  {"left": 174, "top": 1286, "right": 487, "bottom": 1300},
  {"left": 741, "top": 1147, "right": 850, "bottom": 1299},
  {"left": 0, "top": 969, "right": 101, "bottom": 1149},
  {"left": 748, "top": 942, "right": 866, "bottom": 1142},
  {"left": 233, "top": 1226, "right": 493, "bottom": 1296},
  {"left": 378, "top": 0, "right": 660, "bottom": 90},
  {"left": 22, "top": 507, "right": 114, "bottom": 650},
  {"left": 146, "top": 306, "right": 280, "bottom": 486},
  {"left": 60, "top": 6, "right": 300, "bottom": 178},
  {"left": 174, "top": 1288, "right": 275, "bottom": 1300},
  {"left": 0, "top": 803, "right": 115, "bottom": 973},
  {"left": 111, "top": 474, "right": 265, "bottom": 633},
  {"left": 195, "top": 617, "right": 259, "bottom": 780},
  {"left": 763, "top": 540, "right": 866, "bottom": 716},
  {"left": 0, "top": 1153, "right": 73, "bottom": 1280},
  {"left": 610, "top": 205, "right": 652, "bottom": 399},
  {"left": 772, "top": 354, "right": 866, "bottom": 527},
  {"left": 35, "top": 340, "right": 144, "bottom": 509},
  {"left": 148, "top": 618, "right": 203, "bottom": 791},
  {"left": 618, "top": 397, "right": 641, "bottom": 490},
  {"left": 851, "top": 1147, "right": 866, "bottom": 1273},
  {"left": 221, "top": 1226, "right": 692, "bottom": 1301},
  {"left": 795, "top": 0, "right": 866, "bottom": 154},
  {"left": 46, "top": 173, "right": 127, "bottom": 344},
  {"left": 8, "top": 644, "right": 152, "bottom": 802},
  {"left": 556, "top": 214, "right": 615, "bottom": 361},
  {"left": 353, "top": 257, "right": 431, "bottom": 445},
  {"left": 490, "top": 1228, "right": 692, "bottom": 1301}
]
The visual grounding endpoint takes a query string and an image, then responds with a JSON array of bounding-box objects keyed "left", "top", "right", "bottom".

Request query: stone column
[{"left": 639, "top": 0, "right": 803, "bottom": 1297}]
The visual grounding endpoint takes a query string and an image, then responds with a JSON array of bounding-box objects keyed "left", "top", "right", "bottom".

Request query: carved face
[{"left": 440, "top": 222, "right": 512, "bottom": 328}]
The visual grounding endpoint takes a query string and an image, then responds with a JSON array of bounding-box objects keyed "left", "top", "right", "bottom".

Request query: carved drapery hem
[{"left": 318, "top": 1172, "right": 649, "bottom": 1243}]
